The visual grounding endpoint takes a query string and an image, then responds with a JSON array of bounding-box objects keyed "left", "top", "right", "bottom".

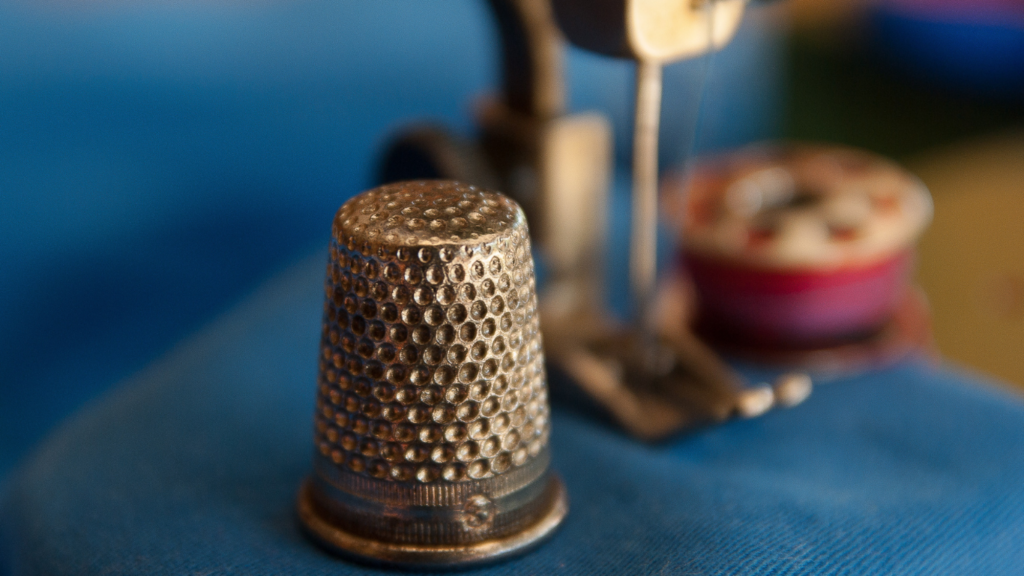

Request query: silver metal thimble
[{"left": 297, "top": 180, "right": 567, "bottom": 567}]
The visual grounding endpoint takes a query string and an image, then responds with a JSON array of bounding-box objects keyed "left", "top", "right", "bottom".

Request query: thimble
[{"left": 297, "top": 180, "right": 567, "bottom": 567}]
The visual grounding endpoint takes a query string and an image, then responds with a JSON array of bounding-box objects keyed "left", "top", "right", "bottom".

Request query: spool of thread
[{"left": 663, "top": 143, "right": 933, "bottom": 348}]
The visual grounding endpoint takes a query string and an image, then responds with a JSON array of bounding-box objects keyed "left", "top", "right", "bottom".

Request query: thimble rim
[{"left": 296, "top": 474, "right": 568, "bottom": 568}]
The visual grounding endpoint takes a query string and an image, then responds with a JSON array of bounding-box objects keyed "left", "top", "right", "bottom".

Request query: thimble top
[
  {"left": 317, "top": 180, "right": 549, "bottom": 488},
  {"left": 333, "top": 180, "right": 524, "bottom": 254}
]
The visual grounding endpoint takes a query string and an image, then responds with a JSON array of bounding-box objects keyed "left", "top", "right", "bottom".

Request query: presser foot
[{"left": 545, "top": 317, "right": 812, "bottom": 441}]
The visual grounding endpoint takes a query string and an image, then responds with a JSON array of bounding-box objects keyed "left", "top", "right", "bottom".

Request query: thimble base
[{"left": 296, "top": 475, "right": 568, "bottom": 569}]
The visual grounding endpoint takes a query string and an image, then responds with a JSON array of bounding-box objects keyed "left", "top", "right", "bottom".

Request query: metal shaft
[{"left": 631, "top": 59, "right": 663, "bottom": 329}]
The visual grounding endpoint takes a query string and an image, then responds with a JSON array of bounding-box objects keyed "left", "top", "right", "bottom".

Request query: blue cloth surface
[
  {"left": 0, "top": 0, "right": 783, "bottom": 479},
  {"left": 4, "top": 252, "right": 1024, "bottom": 575}
]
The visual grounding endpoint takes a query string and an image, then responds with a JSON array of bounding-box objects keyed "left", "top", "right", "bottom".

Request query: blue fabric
[
  {"left": 4, "top": 252, "right": 1024, "bottom": 575},
  {"left": 0, "top": 0, "right": 782, "bottom": 479}
]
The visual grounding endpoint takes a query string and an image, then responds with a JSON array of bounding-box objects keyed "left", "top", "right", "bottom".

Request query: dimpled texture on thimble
[{"left": 315, "top": 181, "right": 549, "bottom": 484}]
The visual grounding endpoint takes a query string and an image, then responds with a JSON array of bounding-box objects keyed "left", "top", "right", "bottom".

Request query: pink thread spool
[{"left": 664, "top": 144, "right": 933, "bottom": 349}]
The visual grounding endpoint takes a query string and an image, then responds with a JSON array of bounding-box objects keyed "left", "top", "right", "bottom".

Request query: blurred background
[{"left": 1, "top": 0, "right": 1022, "bottom": 483}]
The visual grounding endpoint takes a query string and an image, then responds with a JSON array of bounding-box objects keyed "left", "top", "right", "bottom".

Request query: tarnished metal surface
[{"left": 297, "top": 180, "right": 567, "bottom": 567}]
